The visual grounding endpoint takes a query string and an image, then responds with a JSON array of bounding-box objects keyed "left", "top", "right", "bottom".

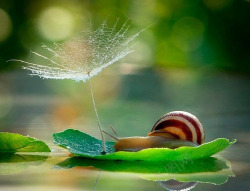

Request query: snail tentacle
[
  {"left": 109, "top": 125, "right": 119, "bottom": 139},
  {"left": 102, "top": 130, "right": 119, "bottom": 141}
]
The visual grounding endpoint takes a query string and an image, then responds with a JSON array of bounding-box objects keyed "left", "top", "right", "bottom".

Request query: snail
[{"left": 104, "top": 111, "right": 205, "bottom": 152}]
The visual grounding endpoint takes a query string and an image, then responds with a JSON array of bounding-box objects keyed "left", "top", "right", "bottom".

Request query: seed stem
[
  {"left": 88, "top": 74, "right": 106, "bottom": 153},
  {"left": 93, "top": 170, "right": 102, "bottom": 191}
]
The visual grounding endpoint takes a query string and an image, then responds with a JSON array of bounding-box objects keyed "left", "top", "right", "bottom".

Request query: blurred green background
[
  {"left": 0, "top": 0, "right": 250, "bottom": 72},
  {"left": 0, "top": 0, "right": 250, "bottom": 140},
  {"left": 0, "top": 0, "right": 249, "bottom": 139},
  {"left": 0, "top": 1, "right": 250, "bottom": 191}
]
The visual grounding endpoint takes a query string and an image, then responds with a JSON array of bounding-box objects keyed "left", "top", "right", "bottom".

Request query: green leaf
[
  {"left": 53, "top": 129, "right": 115, "bottom": 155},
  {"left": 53, "top": 129, "right": 236, "bottom": 161},
  {"left": 0, "top": 132, "right": 51, "bottom": 153},
  {"left": 55, "top": 156, "right": 234, "bottom": 185}
]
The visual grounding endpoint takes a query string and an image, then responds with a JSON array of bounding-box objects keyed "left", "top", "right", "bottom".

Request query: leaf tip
[{"left": 230, "top": 139, "right": 237, "bottom": 144}]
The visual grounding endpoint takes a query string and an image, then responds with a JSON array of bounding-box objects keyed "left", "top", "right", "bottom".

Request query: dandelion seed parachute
[
  {"left": 19, "top": 21, "right": 141, "bottom": 82},
  {"left": 12, "top": 20, "right": 141, "bottom": 153}
]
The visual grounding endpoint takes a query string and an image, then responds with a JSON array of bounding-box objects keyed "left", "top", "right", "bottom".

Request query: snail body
[
  {"left": 114, "top": 135, "right": 198, "bottom": 152},
  {"left": 105, "top": 111, "right": 205, "bottom": 152}
]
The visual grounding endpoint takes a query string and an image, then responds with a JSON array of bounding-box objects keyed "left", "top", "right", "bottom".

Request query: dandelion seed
[
  {"left": 10, "top": 20, "right": 141, "bottom": 153},
  {"left": 19, "top": 20, "right": 140, "bottom": 82}
]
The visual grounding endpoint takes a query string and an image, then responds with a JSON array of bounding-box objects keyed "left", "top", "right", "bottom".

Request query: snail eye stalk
[
  {"left": 103, "top": 130, "right": 119, "bottom": 141},
  {"left": 109, "top": 125, "right": 119, "bottom": 139}
]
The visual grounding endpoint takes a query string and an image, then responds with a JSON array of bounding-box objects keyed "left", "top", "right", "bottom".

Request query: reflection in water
[
  {"left": 55, "top": 156, "right": 234, "bottom": 190},
  {"left": 93, "top": 170, "right": 102, "bottom": 191},
  {"left": 0, "top": 152, "right": 235, "bottom": 190},
  {"left": 158, "top": 180, "right": 197, "bottom": 191},
  {"left": 0, "top": 153, "right": 48, "bottom": 175}
]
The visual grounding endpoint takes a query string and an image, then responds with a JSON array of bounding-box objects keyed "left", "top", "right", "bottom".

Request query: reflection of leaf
[
  {"left": 0, "top": 132, "right": 51, "bottom": 153},
  {"left": 56, "top": 156, "right": 226, "bottom": 173},
  {"left": 55, "top": 156, "right": 234, "bottom": 185},
  {"left": 0, "top": 153, "right": 48, "bottom": 175},
  {"left": 142, "top": 164, "right": 234, "bottom": 185},
  {"left": 53, "top": 129, "right": 235, "bottom": 161}
]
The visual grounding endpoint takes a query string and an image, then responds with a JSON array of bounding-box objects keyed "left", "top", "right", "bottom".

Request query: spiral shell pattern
[{"left": 149, "top": 111, "right": 205, "bottom": 145}]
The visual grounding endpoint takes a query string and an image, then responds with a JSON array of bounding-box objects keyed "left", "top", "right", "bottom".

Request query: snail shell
[{"left": 148, "top": 111, "right": 205, "bottom": 145}]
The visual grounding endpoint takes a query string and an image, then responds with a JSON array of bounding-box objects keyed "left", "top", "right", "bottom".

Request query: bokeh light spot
[
  {"left": 203, "top": 0, "right": 233, "bottom": 10},
  {"left": 131, "top": 41, "right": 153, "bottom": 66},
  {"left": 0, "top": 9, "right": 12, "bottom": 42},
  {"left": 171, "top": 17, "right": 204, "bottom": 52},
  {"left": 37, "top": 7, "right": 75, "bottom": 41}
]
